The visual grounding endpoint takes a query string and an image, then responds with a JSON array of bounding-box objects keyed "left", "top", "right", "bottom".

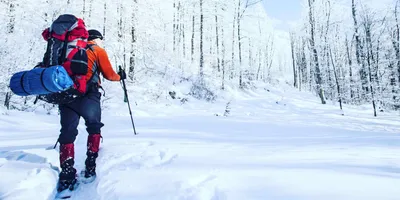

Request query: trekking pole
[{"left": 119, "top": 65, "right": 137, "bottom": 135}]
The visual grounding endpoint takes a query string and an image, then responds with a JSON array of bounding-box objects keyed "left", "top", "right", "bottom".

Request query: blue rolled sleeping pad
[{"left": 10, "top": 65, "right": 74, "bottom": 96}]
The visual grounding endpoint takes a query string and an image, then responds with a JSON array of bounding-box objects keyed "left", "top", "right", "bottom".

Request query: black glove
[{"left": 118, "top": 69, "right": 127, "bottom": 80}]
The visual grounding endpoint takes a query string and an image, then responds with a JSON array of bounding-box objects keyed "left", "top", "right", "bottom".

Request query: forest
[
  {"left": 2, "top": 0, "right": 399, "bottom": 117},
  {"left": 290, "top": 0, "right": 400, "bottom": 116},
  {"left": 0, "top": 0, "right": 278, "bottom": 111}
]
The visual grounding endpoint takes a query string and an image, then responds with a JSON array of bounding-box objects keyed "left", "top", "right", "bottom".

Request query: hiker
[{"left": 57, "top": 29, "right": 127, "bottom": 192}]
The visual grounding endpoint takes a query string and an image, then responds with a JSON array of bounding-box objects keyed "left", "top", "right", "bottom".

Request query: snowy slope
[{"left": 1, "top": 83, "right": 400, "bottom": 200}]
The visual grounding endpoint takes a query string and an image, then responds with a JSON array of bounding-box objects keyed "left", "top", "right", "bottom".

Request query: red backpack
[{"left": 37, "top": 14, "right": 90, "bottom": 104}]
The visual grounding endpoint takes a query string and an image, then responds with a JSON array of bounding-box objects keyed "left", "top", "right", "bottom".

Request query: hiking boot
[
  {"left": 84, "top": 151, "right": 98, "bottom": 178},
  {"left": 83, "top": 134, "right": 101, "bottom": 182},
  {"left": 58, "top": 143, "right": 77, "bottom": 192},
  {"left": 57, "top": 177, "right": 78, "bottom": 192}
]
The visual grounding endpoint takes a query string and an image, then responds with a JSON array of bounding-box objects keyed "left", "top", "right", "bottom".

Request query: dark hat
[{"left": 88, "top": 29, "right": 103, "bottom": 41}]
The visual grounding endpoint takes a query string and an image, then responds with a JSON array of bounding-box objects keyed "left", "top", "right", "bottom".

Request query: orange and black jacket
[{"left": 86, "top": 40, "right": 120, "bottom": 85}]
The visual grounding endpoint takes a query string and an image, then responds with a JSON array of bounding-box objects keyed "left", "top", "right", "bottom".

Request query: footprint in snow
[
  {"left": 177, "top": 175, "right": 227, "bottom": 200},
  {"left": 99, "top": 149, "right": 178, "bottom": 172},
  {"left": 0, "top": 151, "right": 47, "bottom": 164}
]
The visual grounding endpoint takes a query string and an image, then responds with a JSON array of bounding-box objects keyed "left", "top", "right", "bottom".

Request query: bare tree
[
  {"left": 129, "top": 0, "right": 137, "bottom": 80},
  {"left": 7, "top": 0, "right": 15, "bottom": 34},
  {"left": 264, "top": 35, "right": 275, "bottom": 80},
  {"left": 352, "top": 0, "right": 368, "bottom": 97},
  {"left": 191, "top": 4, "right": 195, "bottom": 62},
  {"left": 329, "top": 47, "right": 343, "bottom": 111},
  {"left": 395, "top": 0, "right": 400, "bottom": 86},
  {"left": 181, "top": 2, "right": 186, "bottom": 58},
  {"left": 390, "top": 0, "right": 400, "bottom": 108},
  {"left": 345, "top": 36, "right": 356, "bottom": 99},
  {"left": 237, "top": 0, "right": 243, "bottom": 87},
  {"left": 215, "top": 4, "right": 220, "bottom": 72},
  {"left": 364, "top": 18, "right": 377, "bottom": 117},
  {"left": 231, "top": 1, "right": 236, "bottom": 80},
  {"left": 117, "top": 4, "right": 126, "bottom": 69},
  {"left": 103, "top": 2, "right": 107, "bottom": 38},
  {"left": 308, "top": 0, "right": 326, "bottom": 104},
  {"left": 199, "top": 0, "right": 204, "bottom": 78},
  {"left": 256, "top": 15, "right": 263, "bottom": 80},
  {"left": 4, "top": 92, "right": 11, "bottom": 110},
  {"left": 82, "top": 0, "right": 86, "bottom": 20},
  {"left": 88, "top": 0, "right": 93, "bottom": 18},
  {"left": 290, "top": 32, "right": 298, "bottom": 88},
  {"left": 221, "top": 21, "right": 226, "bottom": 90},
  {"left": 236, "top": 0, "right": 263, "bottom": 87},
  {"left": 173, "top": 0, "right": 177, "bottom": 52},
  {"left": 298, "top": 39, "right": 306, "bottom": 91}
]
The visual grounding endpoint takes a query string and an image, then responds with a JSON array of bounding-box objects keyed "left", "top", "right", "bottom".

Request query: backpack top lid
[{"left": 42, "top": 14, "right": 88, "bottom": 42}]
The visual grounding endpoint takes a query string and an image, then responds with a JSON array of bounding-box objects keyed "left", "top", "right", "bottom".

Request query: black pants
[{"left": 58, "top": 89, "right": 104, "bottom": 144}]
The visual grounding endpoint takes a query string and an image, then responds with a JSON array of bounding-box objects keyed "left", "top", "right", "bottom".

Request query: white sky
[{"left": 262, "top": 0, "right": 396, "bottom": 31}]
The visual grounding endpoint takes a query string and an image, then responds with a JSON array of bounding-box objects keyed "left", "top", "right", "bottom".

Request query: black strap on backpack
[
  {"left": 86, "top": 44, "right": 105, "bottom": 97},
  {"left": 85, "top": 44, "right": 101, "bottom": 92},
  {"left": 39, "top": 68, "right": 54, "bottom": 93},
  {"left": 59, "top": 31, "right": 71, "bottom": 65}
]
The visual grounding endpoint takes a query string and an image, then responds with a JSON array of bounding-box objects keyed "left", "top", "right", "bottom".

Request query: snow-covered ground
[{"left": 1, "top": 84, "right": 400, "bottom": 200}]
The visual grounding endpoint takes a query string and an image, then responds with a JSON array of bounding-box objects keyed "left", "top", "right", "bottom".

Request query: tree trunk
[
  {"left": 231, "top": 4, "right": 236, "bottom": 80},
  {"left": 182, "top": 5, "right": 186, "bottom": 58},
  {"left": 266, "top": 37, "right": 275, "bottom": 80},
  {"left": 117, "top": 4, "right": 126, "bottom": 70},
  {"left": 209, "top": 24, "right": 212, "bottom": 56},
  {"left": 300, "top": 39, "right": 306, "bottom": 91},
  {"left": 295, "top": 39, "right": 306, "bottom": 91},
  {"left": 249, "top": 40, "right": 252, "bottom": 75},
  {"left": 290, "top": 33, "right": 298, "bottom": 88},
  {"left": 173, "top": 0, "right": 176, "bottom": 52},
  {"left": 129, "top": 1, "right": 137, "bottom": 80},
  {"left": 352, "top": 0, "right": 368, "bottom": 97},
  {"left": 324, "top": 1, "right": 332, "bottom": 100},
  {"left": 221, "top": 17, "right": 226, "bottom": 90},
  {"left": 396, "top": 2, "right": 400, "bottom": 88},
  {"left": 178, "top": 1, "right": 182, "bottom": 52},
  {"left": 103, "top": 2, "right": 107, "bottom": 38},
  {"left": 199, "top": 0, "right": 204, "bottom": 78},
  {"left": 364, "top": 18, "right": 377, "bottom": 117},
  {"left": 88, "top": 0, "right": 93, "bottom": 18},
  {"left": 264, "top": 45, "right": 268, "bottom": 80},
  {"left": 82, "top": 0, "right": 86, "bottom": 20},
  {"left": 7, "top": 0, "right": 15, "bottom": 34},
  {"left": 4, "top": 92, "right": 11, "bottom": 110},
  {"left": 392, "top": 0, "right": 400, "bottom": 108},
  {"left": 352, "top": 0, "right": 362, "bottom": 65},
  {"left": 191, "top": 14, "right": 195, "bottom": 62},
  {"left": 256, "top": 18, "right": 262, "bottom": 80},
  {"left": 329, "top": 48, "right": 343, "bottom": 111},
  {"left": 215, "top": 5, "right": 220, "bottom": 72},
  {"left": 257, "top": 48, "right": 262, "bottom": 80},
  {"left": 298, "top": 44, "right": 303, "bottom": 91},
  {"left": 308, "top": 0, "right": 326, "bottom": 104},
  {"left": 237, "top": 0, "right": 243, "bottom": 87},
  {"left": 345, "top": 37, "right": 355, "bottom": 100}
]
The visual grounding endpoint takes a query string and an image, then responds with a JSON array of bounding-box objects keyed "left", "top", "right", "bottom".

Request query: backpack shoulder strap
[
  {"left": 86, "top": 43, "right": 100, "bottom": 88},
  {"left": 87, "top": 43, "right": 97, "bottom": 52},
  {"left": 86, "top": 44, "right": 98, "bottom": 71}
]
